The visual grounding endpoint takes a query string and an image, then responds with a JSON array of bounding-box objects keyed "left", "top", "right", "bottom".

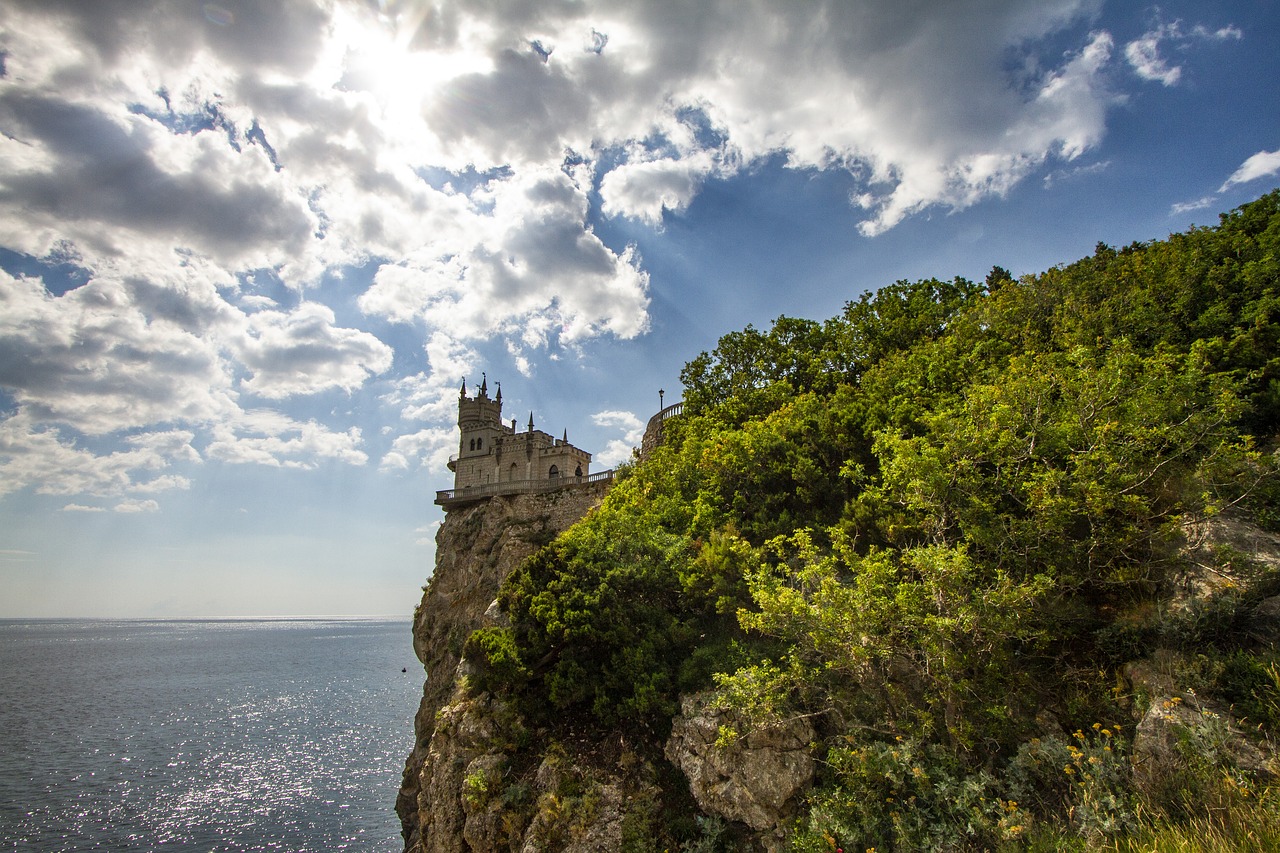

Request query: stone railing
[
  {"left": 435, "top": 469, "right": 614, "bottom": 507},
  {"left": 640, "top": 401, "right": 684, "bottom": 459}
]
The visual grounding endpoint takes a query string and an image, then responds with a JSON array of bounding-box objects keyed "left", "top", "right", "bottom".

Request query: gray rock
[
  {"left": 665, "top": 693, "right": 814, "bottom": 833},
  {"left": 398, "top": 487, "right": 609, "bottom": 852},
  {"left": 1131, "top": 692, "right": 1277, "bottom": 797}
]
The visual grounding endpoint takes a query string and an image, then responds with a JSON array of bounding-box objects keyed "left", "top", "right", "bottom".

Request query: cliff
[
  {"left": 397, "top": 485, "right": 610, "bottom": 852},
  {"left": 398, "top": 193, "right": 1280, "bottom": 850},
  {"left": 398, "top": 481, "right": 814, "bottom": 853}
]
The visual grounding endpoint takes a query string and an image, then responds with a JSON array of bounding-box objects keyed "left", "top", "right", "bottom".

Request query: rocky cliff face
[
  {"left": 397, "top": 482, "right": 818, "bottom": 853},
  {"left": 397, "top": 485, "right": 610, "bottom": 853}
]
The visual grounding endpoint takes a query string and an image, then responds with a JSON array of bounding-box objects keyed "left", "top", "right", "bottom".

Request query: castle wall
[{"left": 450, "top": 380, "right": 592, "bottom": 493}]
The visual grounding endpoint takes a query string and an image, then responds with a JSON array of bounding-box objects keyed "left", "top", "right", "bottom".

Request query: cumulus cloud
[
  {"left": 114, "top": 498, "right": 160, "bottom": 513},
  {"left": 1220, "top": 149, "right": 1280, "bottom": 192},
  {"left": 0, "top": 413, "right": 199, "bottom": 498},
  {"left": 0, "top": 0, "right": 1245, "bottom": 504},
  {"left": 237, "top": 303, "right": 393, "bottom": 398},
  {"left": 599, "top": 153, "right": 717, "bottom": 226},
  {"left": 591, "top": 409, "right": 644, "bottom": 467},
  {"left": 380, "top": 333, "right": 482, "bottom": 424},
  {"left": 380, "top": 427, "right": 456, "bottom": 472},
  {"left": 358, "top": 165, "right": 651, "bottom": 342},
  {"left": 1124, "top": 18, "right": 1242, "bottom": 86},
  {"left": 205, "top": 410, "right": 369, "bottom": 468},
  {"left": 0, "top": 270, "right": 237, "bottom": 435}
]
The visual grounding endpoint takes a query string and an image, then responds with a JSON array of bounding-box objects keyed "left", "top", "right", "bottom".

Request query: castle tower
[
  {"left": 443, "top": 376, "right": 594, "bottom": 500},
  {"left": 450, "top": 375, "right": 510, "bottom": 489}
]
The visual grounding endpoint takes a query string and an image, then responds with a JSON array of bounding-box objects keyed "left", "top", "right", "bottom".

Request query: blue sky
[{"left": 1, "top": 0, "right": 1278, "bottom": 617}]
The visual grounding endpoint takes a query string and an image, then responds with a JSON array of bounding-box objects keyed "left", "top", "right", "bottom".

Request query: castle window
[
  {"left": 476, "top": 438, "right": 483, "bottom": 450},
  {"left": 549, "top": 464, "right": 559, "bottom": 479},
  {"left": 469, "top": 439, "right": 475, "bottom": 451}
]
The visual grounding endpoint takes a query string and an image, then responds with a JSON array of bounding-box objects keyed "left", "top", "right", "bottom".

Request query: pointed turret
[
  {"left": 495, "top": 382, "right": 502, "bottom": 405},
  {"left": 479, "top": 372, "right": 488, "bottom": 399},
  {"left": 459, "top": 377, "right": 467, "bottom": 399},
  {"left": 528, "top": 411, "right": 535, "bottom": 432}
]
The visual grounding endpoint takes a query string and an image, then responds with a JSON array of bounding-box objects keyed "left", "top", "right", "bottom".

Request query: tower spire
[
  {"left": 480, "top": 372, "right": 488, "bottom": 397},
  {"left": 528, "top": 411, "right": 535, "bottom": 432},
  {"left": 459, "top": 377, "right": 467, "bottom": 399}
]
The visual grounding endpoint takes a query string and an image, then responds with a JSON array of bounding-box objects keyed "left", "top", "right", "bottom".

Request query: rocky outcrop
[
  {"left": 408, "top": 675, "right": 664, "bottom": 853},
  {"left": 1130, "top": 690, "right": 1278, "bottom": 797},
  {"left": 398, "top": 485, "right": 610, "bottom": 853},
  {"left": 665, "top": 693, "right": 814, "bottom": 838}
]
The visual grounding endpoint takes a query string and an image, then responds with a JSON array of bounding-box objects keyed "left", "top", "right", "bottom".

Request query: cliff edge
[{"left": 397, "top": 484, "right": 610, "bottom": 852}]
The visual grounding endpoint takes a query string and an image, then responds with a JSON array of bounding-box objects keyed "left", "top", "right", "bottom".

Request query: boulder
[{"left": 665, "top": 693, "right": 814, "bottom": 833}]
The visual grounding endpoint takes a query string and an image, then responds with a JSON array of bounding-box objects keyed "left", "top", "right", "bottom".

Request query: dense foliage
[{"left": 467, "top": 191, "right": 1280, "bottom": 849}]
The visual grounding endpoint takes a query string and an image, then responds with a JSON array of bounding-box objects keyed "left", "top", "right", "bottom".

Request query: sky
[{"left": 1, "top": 0, "right": 1278, "bottom": 618}]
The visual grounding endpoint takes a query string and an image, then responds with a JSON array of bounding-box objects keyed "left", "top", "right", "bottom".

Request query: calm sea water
[{"left": 0, "top": 618, "right": 421, "bottom": 852}]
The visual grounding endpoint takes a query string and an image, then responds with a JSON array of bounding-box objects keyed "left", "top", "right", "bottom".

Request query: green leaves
[
  {"left": 865, "top": 342, "right": 1259, "bottom": 593},
  {"left": 464, "top": 191, "right": 1280, "bottom": 847}
]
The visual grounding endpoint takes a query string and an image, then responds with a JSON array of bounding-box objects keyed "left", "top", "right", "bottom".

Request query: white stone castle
[{"left": 436, "top": 375, "right": 600, "bottom": 507}]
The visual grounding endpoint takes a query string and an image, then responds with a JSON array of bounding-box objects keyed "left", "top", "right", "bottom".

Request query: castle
[{"left": 436, "top": 375, "right": 602, "bottom": 507}]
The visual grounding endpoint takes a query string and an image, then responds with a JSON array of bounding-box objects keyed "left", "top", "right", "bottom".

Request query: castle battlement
[{"left": 436, "top": 375, "right": 603, "bottom": 508}]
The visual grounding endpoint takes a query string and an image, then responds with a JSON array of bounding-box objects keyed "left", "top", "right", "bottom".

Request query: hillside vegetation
[{"left": 467, "top": 191, "right": 1280, "bottom": 850}]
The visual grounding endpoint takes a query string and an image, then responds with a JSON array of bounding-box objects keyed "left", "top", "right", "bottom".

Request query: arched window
[
  {"left": 469, "top": 439, "right": 475, "bottom": 451},
  {"left": 549, "top": 464, "right": 559, "bottom": 479},
  {"left": 476, "top": 437, "right": 483, "bottom": 450},
  {"left": 575, "top": 464, "right": 583, "bottom": 478}
]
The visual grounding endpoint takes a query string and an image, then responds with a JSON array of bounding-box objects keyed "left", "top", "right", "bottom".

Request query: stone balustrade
[{"left": 435, "top": 469, "right": 615, "bottom": 507}]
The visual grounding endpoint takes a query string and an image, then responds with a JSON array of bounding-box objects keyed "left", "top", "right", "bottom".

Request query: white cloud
[
  {"left": 1220, "top": 150, "right": 1280, "bottom": 192},
  {"left": 1171, "top": 195, "right": 1218, "bottom": 216},
  {"left": 380, "top": 427, "right": 456, "bottom": 472},
  {"left": 0, "top": 0, "right": 1246, "bottom": 504},
  {"left": 114, "top": 499, "right": 160, "bottom": 514},
  {"left": 60, "top": 504, "right": 105, "bottom": 513},
  {"left": 381, "top": 334, "right": 482, "bottom": 423},
  {"left": 237, "top": 303, "right": 394, "bottom": 399},
  {"left": 1124, "top": 30, "right": 1181, "bottom": 86},
  {"left": 0, "top": 413, "right": 199, "bottom": 498},
  {"left": 0, "top": 269, "right": 237, "bottom": 435},
  {"left": 591, "top": 409, "right": 645, "bottom": 467},
  {"left": 1124, "top": 17, "right": 1243, "bottom": 87},
  {"left": 600, "top": 153, "right": 717, "bottom": 226},
  {"left": 358, "top": 165, "right": 651, "bottom": 343},
  {"left": 205, "top": 410, "right": 368, "bottom": 468},
  {"left": 128, "top": 474, "right": 193, "bottom": 494}
]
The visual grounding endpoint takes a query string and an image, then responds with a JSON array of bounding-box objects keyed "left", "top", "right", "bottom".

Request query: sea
[{"left": 0, "top": 618, "right": 423, "bottom": 852}]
